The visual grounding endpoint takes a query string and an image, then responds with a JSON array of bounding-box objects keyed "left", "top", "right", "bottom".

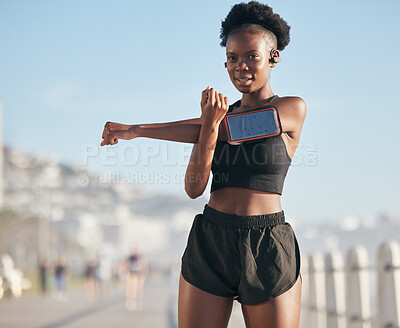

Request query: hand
[
  {"left": 200, "top": 86, "right": 229, "bottom": 127},
  {"left": 101, "top": 122, "right": 138, "bottom": 146}
]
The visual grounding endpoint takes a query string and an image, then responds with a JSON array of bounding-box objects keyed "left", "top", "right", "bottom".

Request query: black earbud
[
  {"left": 270, "top": 49, "right": 281, "bottom": 63},
  {"left": 224, "top": 62, "right": 227, "bottom": 68}
]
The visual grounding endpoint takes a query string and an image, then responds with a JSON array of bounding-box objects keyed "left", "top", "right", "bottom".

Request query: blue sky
[{"left": 1, "top": 0, "right": 399, "bottom": 223}]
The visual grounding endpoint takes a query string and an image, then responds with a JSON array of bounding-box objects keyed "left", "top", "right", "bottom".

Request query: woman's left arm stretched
[{"left": 184, "top": 87, "right": 229, "bottom": 199}]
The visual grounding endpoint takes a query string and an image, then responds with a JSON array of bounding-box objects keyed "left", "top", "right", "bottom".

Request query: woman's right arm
[
  {"left": 101, "top": 117, "right": 226, "bottom": 146},
  {"left": 101, "top": 118, "right": 201, "bottom": 146}
]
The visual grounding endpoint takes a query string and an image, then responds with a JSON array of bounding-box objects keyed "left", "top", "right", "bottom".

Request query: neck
[{"left": 240, "top": 84, "right": 274, "bottom": 108}]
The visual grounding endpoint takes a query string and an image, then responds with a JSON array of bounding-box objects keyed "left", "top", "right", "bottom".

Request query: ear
[{"left": 269, "top": 49, "right": 281, "bottom": 67}]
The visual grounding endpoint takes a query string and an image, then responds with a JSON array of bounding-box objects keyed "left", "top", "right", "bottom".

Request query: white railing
[{"left": 300, "top": 240, "right": 400, "bottom": 328}]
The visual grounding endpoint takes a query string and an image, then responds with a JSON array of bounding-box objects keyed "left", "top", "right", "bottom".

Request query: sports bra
[{"left": 210, "top": 96, "right": 292, "bottom": 195}]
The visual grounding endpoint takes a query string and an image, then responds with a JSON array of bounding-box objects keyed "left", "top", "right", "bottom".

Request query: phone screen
[{"left": 225, "top": 109, "right": 280, "bottom": 142}]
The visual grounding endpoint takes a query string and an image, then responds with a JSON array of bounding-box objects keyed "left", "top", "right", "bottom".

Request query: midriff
[{"left": 208, "top": 187, "right": 282, "bottom": 216}]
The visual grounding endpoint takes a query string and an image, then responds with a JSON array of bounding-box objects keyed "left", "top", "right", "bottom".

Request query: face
[{"left": 225, "top": 31, "right": 275, "bottom": 94}]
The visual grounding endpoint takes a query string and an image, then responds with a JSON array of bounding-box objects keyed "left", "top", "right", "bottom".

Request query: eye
[
  {"left": 249, "top": 54, "right": 260, "bottom": 59},
  {"left": 227, "top": 55, "right": 237, "bottom": 62}
]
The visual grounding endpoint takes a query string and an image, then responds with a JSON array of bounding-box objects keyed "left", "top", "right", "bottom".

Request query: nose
[{"left": 235, "top": 59, "right": 249, "bottom": 71}]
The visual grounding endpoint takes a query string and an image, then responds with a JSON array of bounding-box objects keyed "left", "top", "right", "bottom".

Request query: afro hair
[{"left": 220, "top": 1, "right": 291, "bottom": 51}]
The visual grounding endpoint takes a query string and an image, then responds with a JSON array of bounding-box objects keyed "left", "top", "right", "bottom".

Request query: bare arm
[
  {"left": 135, "top": 124, "right": 202, "bottom": 143},
  {"left": 101, "top": 117, "right": 226, "bottom": 146},
  {"left": 139, "top": 118, "right": 202, "bottom": 128},
  {"left": 185, "top": 88, "right": 229, "bottom": 199},
  {"left": 101, "top": 118, "right": 201, "bottom": 146}
]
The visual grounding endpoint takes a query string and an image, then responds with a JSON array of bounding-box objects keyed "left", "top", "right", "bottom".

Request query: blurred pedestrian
[
  {"left": 38, "top": 256, "right": 50, "bottom": 296},
  {"left": 83, "top": 258, "right": 97, "bottom": 301},
  {"left": 125, "top": 246, "right": 148, "bottom": 310},
  {"left": 96, "top": 255, "right": 112, "bottom": 301},
  {"left": 54, "top": 256, "right": 68, "bottom": 301}
]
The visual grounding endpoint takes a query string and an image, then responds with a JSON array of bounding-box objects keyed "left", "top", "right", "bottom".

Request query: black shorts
[{"left": 181, "top": 204, "right": 301, "bottom": 305}]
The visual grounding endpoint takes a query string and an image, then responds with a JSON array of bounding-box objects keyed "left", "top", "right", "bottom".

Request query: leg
[
  {"left": 178, "top": 273, "right": 234, "bottom": 328},
  {"left": 125, "top": 273, "right": 139, "bottom": 309},
  {"left": 136, "top": 275, "right": 145, "bottom": 308},
  {"left": 241, "top": 276, "right": 302, "bottom": 328}
]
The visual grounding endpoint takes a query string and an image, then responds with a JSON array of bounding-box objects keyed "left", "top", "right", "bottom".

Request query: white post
[
  {"left": 309, "top": 253, "right": 327, "bottom": 328},
  {"left": 346, "top": 246, "right": 371, "bottom": 328},
  {"left": 376, "top": 240, "right": 400, "bottom": 328},
  {"left": 326, "top": 250, "right": 347, "bottom": 328},
  {"left": 300, "top": 256, "right": 310, "bottom": 328}
]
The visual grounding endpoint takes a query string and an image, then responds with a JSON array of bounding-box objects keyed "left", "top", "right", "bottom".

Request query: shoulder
[
  {"left": 274, "top": 96, "right": 307, "bottom": 134},
  {"left": 276, "top": 96, "right": 306, "bottom": 119}
]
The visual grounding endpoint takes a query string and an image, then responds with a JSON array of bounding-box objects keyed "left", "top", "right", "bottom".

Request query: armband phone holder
[{"left": 223, "top": 106, "right": 282, "bottom": 145}]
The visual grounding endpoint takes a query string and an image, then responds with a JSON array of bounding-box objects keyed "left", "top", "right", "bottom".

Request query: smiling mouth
[{"left": 235, "top": 77, "right": 253, "bottom": 85}]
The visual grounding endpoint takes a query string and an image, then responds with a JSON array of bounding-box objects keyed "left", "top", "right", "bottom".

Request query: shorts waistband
[{"left": 202, "top": 204, "right": 285, "bottom": 229}]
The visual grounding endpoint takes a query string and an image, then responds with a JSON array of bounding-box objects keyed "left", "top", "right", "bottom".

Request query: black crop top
[{"left": 210, "top": 98, "right": 292, "bottom": 195}]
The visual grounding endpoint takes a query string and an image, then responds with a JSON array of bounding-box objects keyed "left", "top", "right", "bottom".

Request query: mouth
[{"left": 235, "top": 76, "right": 253, "bottom": 86}]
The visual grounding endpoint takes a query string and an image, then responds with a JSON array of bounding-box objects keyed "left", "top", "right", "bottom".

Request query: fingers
[
  {"left": 104, "top": 122, "right": 130, "bottom": 132},
  {"left": 202, "top": 86, "right": 227, "bottom": 105},
  {"left": 101, "top": 126, "right": 117, "bottom": 146},
  {"left": 101, "top": 127, "right": 109, "bottom": 146},
  {"left": 101, "top": 129, "right": 132, "bottom": 145},
  {"left": 104, "top": 132, "right": 119, "bottom": 145},
  {"left": 214, "top": 92, "right": 221, "bottom": 110},
  {"left": 223, "top": 96, "right": 229, "bottom": 110},
  {"left": 101, "top": 129, "right": 110, "bottom": 146},
  {"left": 201, "top": 86, "right": 209, "bottom": 107},
  {"left": 102, "top": 122, "right": 112, "bottom": 143},
  {"left": 102, "top": 122, "right": 110, "bottom": 140},
  {"left": 214, "top": 90, "right": 219, "bottom": 106},
  {"left": 100, "top": 138, "right": 117, "bottom": 146},
  {"left": 218, "top": 93, "right": 224, "bottom": 107},
  {"left": 209, "top": 88, "right": 216, "bottom": 105},
  {"left": 200, "top": 86, "right": 229, "bottom": 125},
  {"left": 207, "top": 88, "right": 224, "bottom": 109},
  {"left": 101, "top": 122, "right": 132, "bottom": 146},
  {"left": 203, "top": 87, "right": 229, "bottom": 110}
]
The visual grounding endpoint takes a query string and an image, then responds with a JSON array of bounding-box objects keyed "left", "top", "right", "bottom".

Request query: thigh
[
  {"left": 178, "top": 273, "right": 234, "bottom": 328},
  {"left": 241, "top": 276, "right": 302, "bottom": 328},
  {"left": 126, "top": 274, "right": 139, "bottom": 294}
]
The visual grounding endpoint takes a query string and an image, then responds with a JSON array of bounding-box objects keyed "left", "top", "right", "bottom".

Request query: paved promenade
[{"left": 0, "top": 276, "right": 245, "bottom": 328}]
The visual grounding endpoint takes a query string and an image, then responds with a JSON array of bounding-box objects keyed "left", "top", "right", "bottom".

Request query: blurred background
[{"left": 0, "top": 0, "right": 399, "bottom": 327}]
